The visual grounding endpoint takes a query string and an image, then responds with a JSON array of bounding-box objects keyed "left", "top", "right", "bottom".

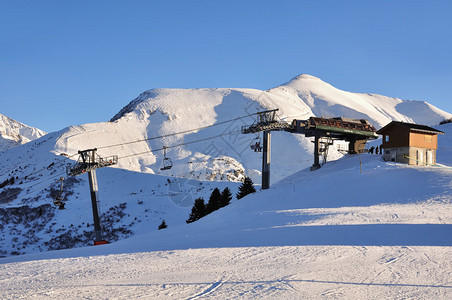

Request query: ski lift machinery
[
  {"left": 241, "top": 109, "right": 378, "bottom": 190},
  {"left": 65, "top": 148, "right": 118, "bottom": 245}
]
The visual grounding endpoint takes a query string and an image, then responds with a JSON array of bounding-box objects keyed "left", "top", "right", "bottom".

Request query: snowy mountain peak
[
  {"left": 277, "top": 73, "right": 330, "bottom": 90},
  {"left": 268, "top": 74, "right": 452, "bottom": 127},
  {"left": 289, "top": 73, "right": 323, "bottom": 82},
  {"left": 0, "top": 113, "right": 46, "bottom": 151}
]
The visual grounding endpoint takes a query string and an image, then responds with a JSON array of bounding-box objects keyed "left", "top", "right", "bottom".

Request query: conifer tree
[
  {"left": 206, "top": 188, "right": 222, "bottom": 214},
  {"left": 236, "top": 177, "right": 256, "bottom": 199},
  {"left": 186, "top": 197, "right": 206, "bottom": 223},
  {"left": 158, "top": 220, "right": 167, "bottom": 230},
  {"left": 220, "top": 187, "right": 232, "bottom": 207}
]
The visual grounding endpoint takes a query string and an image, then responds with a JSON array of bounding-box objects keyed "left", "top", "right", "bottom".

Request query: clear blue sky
[{"left": 1, "top": 0, "right": 451, "bottom": 133}]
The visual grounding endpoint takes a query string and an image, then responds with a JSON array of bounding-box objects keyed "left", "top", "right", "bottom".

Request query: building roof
[{"left": 376, "top": 121, "right": 445, "bottom": 135}]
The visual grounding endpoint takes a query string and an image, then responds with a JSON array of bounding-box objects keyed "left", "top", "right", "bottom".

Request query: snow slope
[
  {"left": 0, "top": 125, "right": 451, "bottom": 299},
  {"left": 0, "top": 113, "right": 46, "bottom": 151},
  {"left": 0, "top": 131, "right": 241, "bottom": 257},
  {"left": 2, "top": 246, "right": 451, "bottom": 299}
]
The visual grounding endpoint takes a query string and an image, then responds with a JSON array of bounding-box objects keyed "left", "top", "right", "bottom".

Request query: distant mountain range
[{"left": 0, "top": 113, "right": 46, "bottom": 151}]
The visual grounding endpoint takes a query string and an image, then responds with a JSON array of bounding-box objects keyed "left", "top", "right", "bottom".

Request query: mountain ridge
[
  {"left": 0, "top": 113, "right": 46, "bottom": 151},
  {"left": 113, "top": 74, "right": 451, "bottom": 128}
]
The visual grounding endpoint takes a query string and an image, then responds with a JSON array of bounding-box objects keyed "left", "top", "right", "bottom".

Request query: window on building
[{"left": 385, "top": 135, "right": 389, "bottom": 142}]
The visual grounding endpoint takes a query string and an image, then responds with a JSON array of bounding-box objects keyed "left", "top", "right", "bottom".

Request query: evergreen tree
[
  {"left": 236, "top": 177, "right": 256, "bottom": 199},
  {"left": 158, "top": 220, "right": 167, "bottom": 230},
  {"left": 186, "top": 197, "right": 206, "bottom": 223},
  {"left": 206, "top": 188, "right": 222, "bottom": 214},
  {"left": 220, "top": 187, "right": 232, "bottom": 207}
]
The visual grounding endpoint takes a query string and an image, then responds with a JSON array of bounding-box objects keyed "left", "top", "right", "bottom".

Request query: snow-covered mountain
[
  {"left": 270, "top": 74, "right": 451, "bottom": 126},
  {"left": 53, "top": 74, "right": 451, "bottom": 185},
  {"left": 0, "top": 113, "right": 46, "bottom": 151},
  {"left": 0, "top": 74, "right": 451, "bottom": 260},
  {"left": 1, "top": 124, "right": 451, "bottom": 299}
]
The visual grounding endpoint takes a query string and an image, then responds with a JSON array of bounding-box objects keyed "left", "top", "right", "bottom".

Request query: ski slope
[
  {"left": 1, "top": 124, "right": 451, "bottom": 299},
  {"left": 1, "top": 246, "right": 451, "bottom": 299}
]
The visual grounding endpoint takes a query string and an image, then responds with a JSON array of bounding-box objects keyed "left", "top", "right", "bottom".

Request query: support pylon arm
[{"left": 67, "top": 149, "right": 118, "bottom": 177}]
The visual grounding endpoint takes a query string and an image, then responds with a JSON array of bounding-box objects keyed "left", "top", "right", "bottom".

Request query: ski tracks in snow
[
  {"left": 1, "top": 246, "right": 452, "bottom": 299},
  {"left": 185, "top": 275, "right": 228, "bottom": 300}
]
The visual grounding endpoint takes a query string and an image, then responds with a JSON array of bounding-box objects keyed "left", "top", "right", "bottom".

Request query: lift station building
[{"left": 377, "top": 121, "right": 444, "bottom": 166}]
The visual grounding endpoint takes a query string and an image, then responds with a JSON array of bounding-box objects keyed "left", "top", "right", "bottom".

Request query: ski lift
[
  {"left": 53, "top": 177, "right": 65, "bottom": 210},
  {"left": 160, "top": 146, "right": 173, "bottom": 171},
  {"left": 250, "top": 134, "right": 262, "bottom": 152}
]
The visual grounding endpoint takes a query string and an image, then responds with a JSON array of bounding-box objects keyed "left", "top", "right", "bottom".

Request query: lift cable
[
  {"left": 0, "top": 171, "right": 66, "bottom": 204},
  {"left": 0, "top": 153, "right": 78, "bottom": 189},
  {"left": 0, "top": 112, "right": 260, "bottom": 203},
  {"left": 95, "top": 111, "right": 262, "bottom": 151},
  {"left": 118, "top": 128, "right": 242, "bottom": 160},
  {"left": 0, "top": 129, "right": 244, "bottom": 204},
  {"left": 1, "top": 112, "right": 260, "bottom": 184}
]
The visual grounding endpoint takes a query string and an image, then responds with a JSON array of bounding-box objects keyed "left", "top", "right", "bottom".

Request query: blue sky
[{"left": 1, "top": 0, "right": 451, "bottom": 132}]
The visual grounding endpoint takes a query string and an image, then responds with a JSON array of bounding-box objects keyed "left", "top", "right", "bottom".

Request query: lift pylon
[
  {"left": 67, "top": 148, "right": 118, "bottom": 176},
  {"left": 241, "top": 109, "right": 290, "bottom": 189},
  {"left": 67, "top": 148, "right": 117, "bottom": 245},
  {"left": 241, "top": 109, "right": 291, "bottom": 134},
  {"left": 242, "top": 110, "right": 378, "bottom": 189},
  {"left": 261, "top": 131, "right": 271, "bottom": 189}
]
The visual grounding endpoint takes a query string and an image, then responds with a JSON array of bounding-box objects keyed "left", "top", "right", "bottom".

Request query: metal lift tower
[
  {"left": 67, "top": 149, "right": 118, "bottom": 245},
  {"left": 242, "top": 109, "right": 378, "bottom": 189},
  {"left": 241, "top": 109, "right": 291, "bottom": 189}
]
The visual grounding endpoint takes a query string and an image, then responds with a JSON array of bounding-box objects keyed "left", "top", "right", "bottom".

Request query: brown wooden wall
[
  {"left": 381, "top": 126, "right": 409, "bottom": 148},
  {"left": 409, "top": 132, "right": 438, "bottom": 149}
]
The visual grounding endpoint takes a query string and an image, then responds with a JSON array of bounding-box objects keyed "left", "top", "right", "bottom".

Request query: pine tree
[
  {"left": 236, "top": 177, "right": 256, "bottom": 199},
  {"left": 158, "top": 220, "right": 167, "bottom": 230},
  {"left": 186, "top": 198, "right": 207, "bottom": 223},
  {"left": 220, "top": 187, "right": 232, "bottom": 207},
  {"left": 206, "top": 188, "right": 222, "bottom": 214}
]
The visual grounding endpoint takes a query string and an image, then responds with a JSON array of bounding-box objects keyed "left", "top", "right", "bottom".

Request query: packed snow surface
[{"left": 2, "top": 246, "right": 451, "bottom": 299}]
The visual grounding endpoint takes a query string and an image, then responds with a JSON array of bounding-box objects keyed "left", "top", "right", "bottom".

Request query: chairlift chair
[
  {"left": 250, "top": 135, "right": 262, "bottom": 152},
  {"left": 160, "top": 146, "right": 173, "bottom": 171},
  {"left": 54, "top": 177, "right": 66, "bottom": 209}
]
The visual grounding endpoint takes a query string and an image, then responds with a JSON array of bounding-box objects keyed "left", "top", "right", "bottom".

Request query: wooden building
[{"left": 376, "top": 121, "right": 444, "bottom": 165}]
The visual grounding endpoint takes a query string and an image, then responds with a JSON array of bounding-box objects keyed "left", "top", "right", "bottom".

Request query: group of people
[
  {"left": 368, "top": 145, "right": 382, "bottom": 154},
  {"left": 252, "top": 141, "right": 263, "bottom": 152}
]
